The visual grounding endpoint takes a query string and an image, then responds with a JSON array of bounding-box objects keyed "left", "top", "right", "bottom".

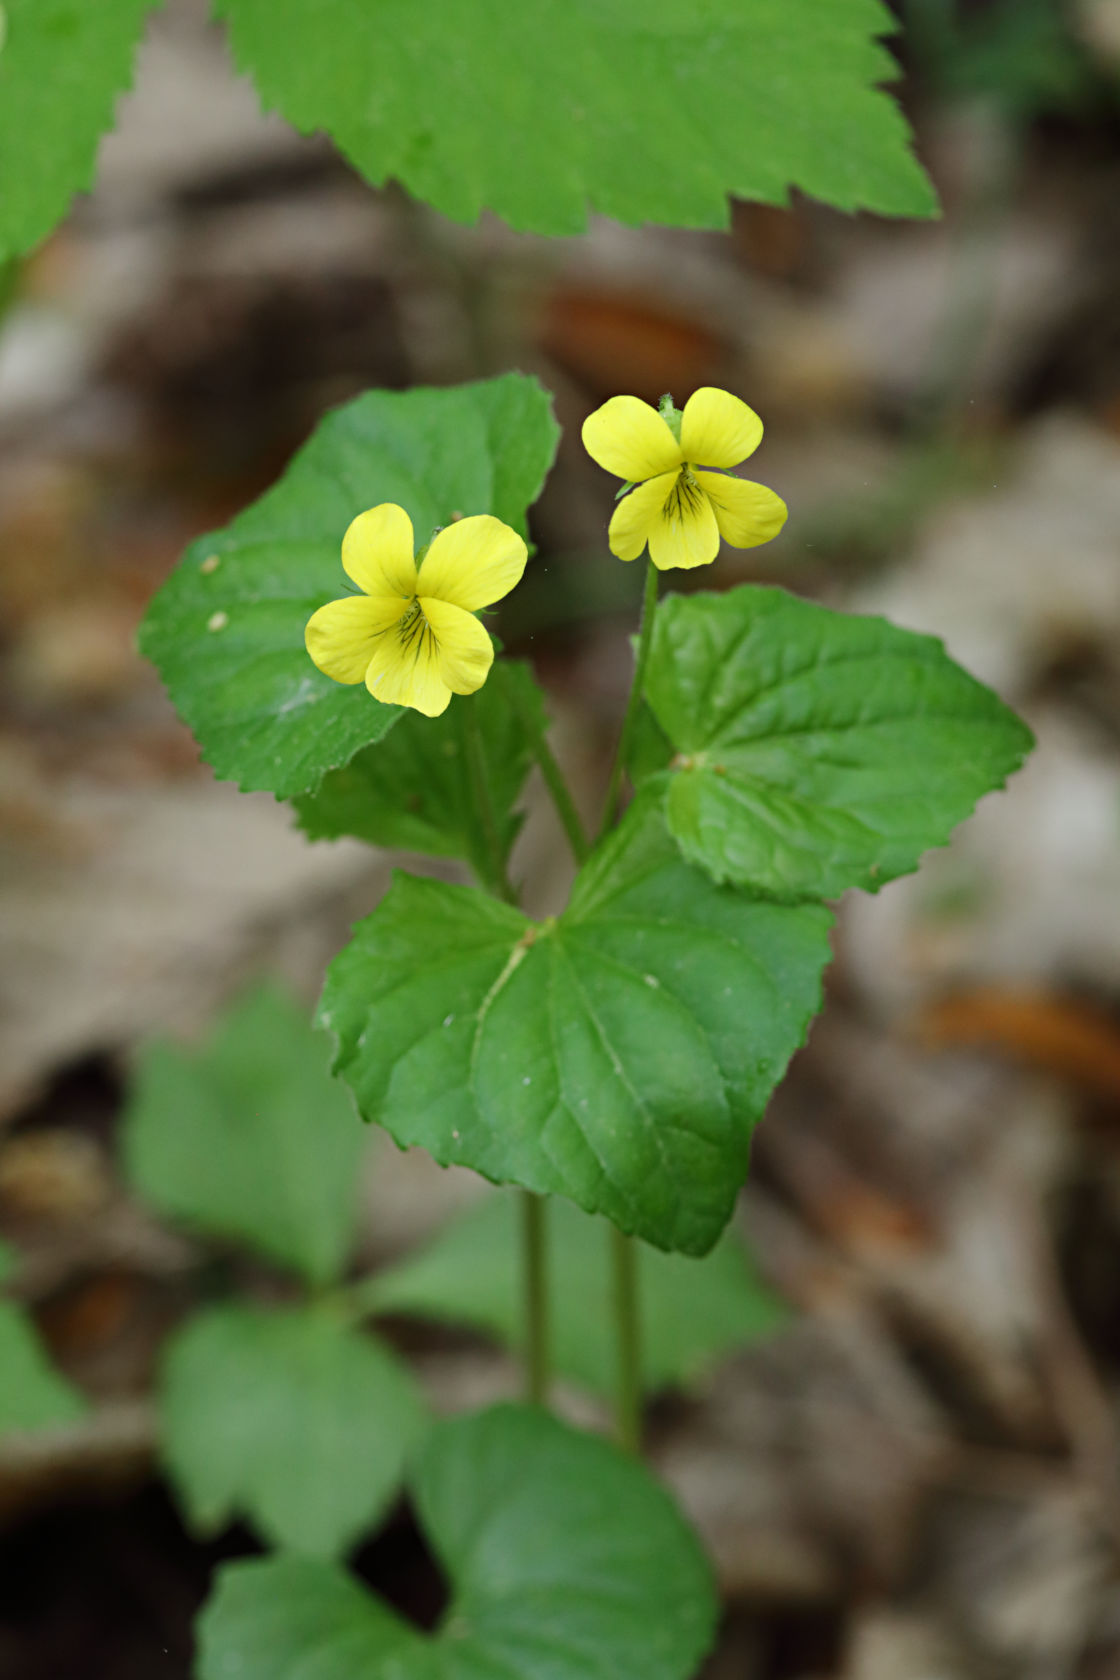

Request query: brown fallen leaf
[{"left": 916, "top": 989, "right": 1120, "bottom": 1103}]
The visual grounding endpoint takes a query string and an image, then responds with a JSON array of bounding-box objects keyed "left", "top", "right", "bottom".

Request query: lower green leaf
[
  {"left": 160, "top": 1303, "right": 424, "bottom": 1559},
  {"left": 197, "top": 1404, "right": 717, "bottom": 1680},
  {"left": 367, "top": 1190, "right": 788, "bottom": 1396},
  {"left": 122, "top": 985, "right": 366, "bottom": 1289},
  {"left": 321, "top": 801, "right": 832, "bottom": 1256},
  {"left": 0, "top": 1302, "right": 86, "bottom": 1435}
]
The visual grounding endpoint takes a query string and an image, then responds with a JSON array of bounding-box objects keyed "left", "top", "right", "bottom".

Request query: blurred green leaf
[
  {"left": 139, "top": 376, "right": 559, "bottom": 798},
  {"left": 122, "top": 984, "right": 366, "bottom": 1287},
  {"left": 367, "top": 1190, "right": 789, "bottom": 1396},
  {"left": 0, "top": 1302, "right": 86, "bottom": 1435},
  {"left": 642, "top": 585, "right": 1033, "bottom": 902},
  {"left": 219, "top": 0, "right": 935, "bottom": 234},
  {"left": 908, "top": 0, "right": 1101, "bottom": 118},
  {"left": 198, "top": 1403, "right": 717, "bottom": 1680},
  {"left": 0, "top": 0, "right": 154, "bottom": 260},
  {"left": 321, "top": 800, "right": 832, "bottom": 1257},
  {"left": 161, "top": 1303, "right": 423, "bottom": 1559},
  {"left": 294, "top": 661, "right": 545, "bottom": 887}
]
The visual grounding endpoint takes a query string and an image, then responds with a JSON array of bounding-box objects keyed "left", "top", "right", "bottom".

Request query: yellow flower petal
[
  {"left": 341, "top": 503, "right": 418, "bottom": 598},
  {"left": 680, "top": 388, "right": 763, "bottom": 470},
  {"left": 420, "top": 596, "right": 495, "bottom": 695},
  {"left": 648, "top": 479, "right": 721, "bottom": 571},
  {"left": 582, "top": 396, "right": 682, "bottom": 483},
  {"left": 363, "top": 611, "right": 451, "bottom": 716},
  {"left": 694, "top": 472, "right": 788, "bottom": 548},
  {"left": 304, "top": 594, "right": 406, "bottom": 684},
  {"left": 607, "top": 471, "right": 681, "bottom": 561},
  {"left": 417, "top": 515, "right": 528, "bottom": 611}
]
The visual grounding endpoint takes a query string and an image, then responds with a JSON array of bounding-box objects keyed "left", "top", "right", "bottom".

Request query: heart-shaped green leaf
[
  {"left": 161, "top": 1303, "right": 423, "bottom": 1558},
  {"left": 367, "top": 1190, "right": 788, "bottom": 1396},
  {"left": 321, "top": 800, "right": 832, "bottom": 1255},
  {"left": 138, "top": 375, "right": 558, "bottom": 797},
  {"left": 122, "top": 985, "right": 366, "bottom": 1287},
  {"left": 643, "top": 586, "right": 1033, "bottom": 901},
  {"left": 216, "top": 0, "right": 934, "bottom": 235},
  {"left": 197, "top": 1404, "right": 717, "bottom": 1680},
  {"left": 294, "top": 661, "right": 545, "bottom": 889}
]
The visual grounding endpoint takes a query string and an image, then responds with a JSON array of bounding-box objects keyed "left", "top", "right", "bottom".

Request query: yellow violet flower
[
  {"left": 582, "top": 386, "right": 787, "bottom": 570},
  {"left": 305, "top": 503, "right": 527, "bottom": 717}
]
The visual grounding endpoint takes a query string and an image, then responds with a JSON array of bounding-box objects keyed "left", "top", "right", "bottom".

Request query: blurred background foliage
[{"left": 3, "top": 1, "right": 1120, "bottom": 1676}]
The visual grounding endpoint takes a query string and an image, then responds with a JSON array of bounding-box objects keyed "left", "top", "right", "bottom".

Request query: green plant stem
[
  {"left": 462, "top": 699, "right": 517, "bottom": 904},
  {"left": 599, "top": 559, "right": 659, "bottom": 841},
  {"left": 611, "top": 1224, "right": 642, "bottom": 1453},
  {"left": 463, "top": 695, "right": 550, "bottom": 1407},
  {"left": 533, "top": 730, "right": 591, "bottom": 867},
  {"left": 595, "top": 564, "right": 658, "bottom": 1451},
  {"left": 522, "top": 1191, "right": 550, "bottom": 1407}
]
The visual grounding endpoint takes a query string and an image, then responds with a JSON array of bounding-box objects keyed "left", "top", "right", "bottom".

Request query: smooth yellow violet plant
[
  {"left": 582, "top": 386, "right": 787, "bottom": 571},
  {"left": 305, "top": 503, "right": 527, "bottom": 717}
]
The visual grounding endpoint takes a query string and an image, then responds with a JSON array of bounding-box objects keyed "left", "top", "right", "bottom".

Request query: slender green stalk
[
  {"left": 522, "top": 1191, "right": 550, "bottom": 1406},
  {"left": 611, "top": 1224, "right": 642, "bottom": 1453},
  {"left": 595, "top": 563, "right": 660, "bottom": 1450},
  {"left": 463, "top": 696, "right": 551, "bottom": 1407},
  {"left": 462, "top": 700, "right": 517, "bottom": 904},
  {"left": 598, "top": 559, "right": 659, "bottom": 841},
  {"left": 533, "top": 730, "right": 591, "bottom": 867}
]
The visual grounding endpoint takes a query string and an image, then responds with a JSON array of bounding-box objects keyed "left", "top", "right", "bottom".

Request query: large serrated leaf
[
  {"left": 217, "top": 0, "right": 934, "bottom": 235},
  {"left": 138, "top": 375, "right": 559, "bottom": 798},
  {"left": 197, "top": 1404, "right": 716, "bottom": 1680},
  {"left": 121, "top": 984, "right": 366, "bottom": 1287},
  {"left": 642, "top": 586, "right": 1033, "bottom": 902},
  {"left": 367, "top": 1190, "right": 788, "bottom": 1396},
  {"left": 0, "top": 0, "right": 155, "bottom": 260},
  {"left": 161, "top": 1303, "right": 423, "bottom": 1558},
  {"left": 321, "top": 801, "right": 832, "bottom": 1256},
  {"left": 294, "top": 661, "right": 545, "bottom": 888}
]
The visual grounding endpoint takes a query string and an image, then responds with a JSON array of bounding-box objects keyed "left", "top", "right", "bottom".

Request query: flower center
[
  {"left": 396, "top": 597, "right": 428, "bottom": 653},
  {"left": 663, "top": 466, "right": 705, "bottom": 526}
]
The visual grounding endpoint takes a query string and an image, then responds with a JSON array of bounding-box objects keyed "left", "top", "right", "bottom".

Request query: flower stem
[
  {"left": 533, "top": 730, "right": 591, "bottom": 868},
  {"left": 599, "top": 559, "right": 659, "bottom": 842},
  {"left": 522, "top": 1190, "right": 550, "bottom": 1407},
  {"left": 611, "top": 1223, "right": 642, "bottom": 1453},
  {"left": 462, "top": 698, "right": 517, "bottom": 904},
  {"left": 462, "top": 694, "right": 551, "bottom": 1408}
]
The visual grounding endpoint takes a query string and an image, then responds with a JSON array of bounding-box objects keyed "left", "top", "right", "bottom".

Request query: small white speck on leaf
[
  {"left": 451, "top": 1129, "right": 460, "bottom": 1140},
  {"left": 200, "top": 554, "right": 220, "bottom": 574},
  {"left": 644, "top": 974, "right": 659, "bottom": 988},
  {"left": 443, "top": 1014, "right": 455, "bottom": 1027},
  {"left": 207, "top": 611, "right": 228, "bottom": 632},
  {"left": 522, "top": 1076, "right": 531, "bottom": 1085}
]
